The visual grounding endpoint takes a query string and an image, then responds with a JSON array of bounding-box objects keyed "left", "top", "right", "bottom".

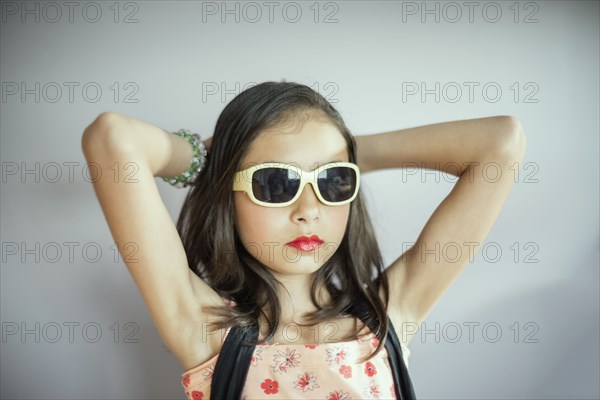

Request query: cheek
[
  {"left": 337, "top": 205, "right": 351, "bottom": 222},
  {"left": 328, "top": 203, "right": 350, "bottom": 223},
  {"left": 234, "top": 193, "right": 275, "bottom": 243},
  {"left": 233, "top": 193, "right": 253, "bottom": 239},
  {"left": 331, "top": 206, "right": 351, "bottom": 238}
]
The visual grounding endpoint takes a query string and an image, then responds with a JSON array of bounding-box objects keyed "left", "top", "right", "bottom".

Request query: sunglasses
[{"left": 232, "top": 162, "right": 360, "bottom": 207}]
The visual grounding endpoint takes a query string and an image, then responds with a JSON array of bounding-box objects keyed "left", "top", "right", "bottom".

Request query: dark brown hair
[{"left": 176, "top": 81, "right": 390, "bottom": 361}]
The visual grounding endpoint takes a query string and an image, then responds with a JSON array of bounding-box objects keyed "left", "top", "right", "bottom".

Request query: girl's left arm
[{"left": 355, "top": 116, "right": 526, "bottom": 339}]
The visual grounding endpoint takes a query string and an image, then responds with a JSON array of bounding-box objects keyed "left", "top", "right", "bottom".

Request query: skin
[
  {"left": 83, "top": 112, "right": 525, "bottom": 370},
  {"left": 233, "top": 116, "right": 354, "bottom": 340}
]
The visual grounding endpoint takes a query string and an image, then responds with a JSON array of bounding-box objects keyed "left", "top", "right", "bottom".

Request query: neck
[
  {"left": 260, "top": 273, "right": 333, "bottom": 327},
  {"left": 283, "top": 277, "right": 332, "bottom": 323}
]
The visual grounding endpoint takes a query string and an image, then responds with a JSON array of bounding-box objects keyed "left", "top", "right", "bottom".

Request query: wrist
[{"left": 162, "top": 129, "right": 208, "bottom": 188}]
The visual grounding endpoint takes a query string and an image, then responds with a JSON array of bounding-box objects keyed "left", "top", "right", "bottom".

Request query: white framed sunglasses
[{"left": 232, "top": 162, "right": 360, "bottom": 207}]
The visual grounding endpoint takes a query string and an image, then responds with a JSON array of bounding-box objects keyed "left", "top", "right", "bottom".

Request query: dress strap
[{"left": 210, "top": 320, "right": 259, "bottom": 399}]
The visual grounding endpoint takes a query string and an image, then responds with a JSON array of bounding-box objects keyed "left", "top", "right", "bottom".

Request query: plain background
[{"left": 1, "top": 1, "right": 598, "bottom": 399}]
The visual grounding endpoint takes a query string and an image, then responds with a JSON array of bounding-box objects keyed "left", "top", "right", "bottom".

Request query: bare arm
[
  {"left": 356, "top": 115, "right": 524, "bottom": 175},
  {"left": 357, "top": 116, "right": 526, "bottom": 343},
  {"left": 84, "top": 112, "right": 213, "bottom": 177},
  {"left": 81, "top": 112, "right": 221, "bottom": 364}
]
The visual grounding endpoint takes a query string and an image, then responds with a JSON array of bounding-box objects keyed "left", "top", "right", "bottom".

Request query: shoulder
[{"left": 174, "top": 295, "right": 234, "bottom": 371}]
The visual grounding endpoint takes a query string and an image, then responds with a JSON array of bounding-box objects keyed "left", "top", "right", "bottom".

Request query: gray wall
[{"left": 1, "top": 1, "right": 598, "bottom": 399}]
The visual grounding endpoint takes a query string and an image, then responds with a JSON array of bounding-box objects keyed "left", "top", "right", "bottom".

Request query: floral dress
[{"left": 181, "top": 317, "right": 411, "bottom": 400}]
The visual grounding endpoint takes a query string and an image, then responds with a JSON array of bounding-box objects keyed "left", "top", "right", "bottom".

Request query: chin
[{"left": 269, "top": 260, "right": 325, "bottom": 275}]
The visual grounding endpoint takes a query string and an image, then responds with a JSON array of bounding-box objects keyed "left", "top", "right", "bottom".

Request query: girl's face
[{"left": 233, "top": 117, "right": 351, "bottom": 279}]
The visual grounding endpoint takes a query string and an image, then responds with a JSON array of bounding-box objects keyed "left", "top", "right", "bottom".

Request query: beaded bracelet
[{"left": 162, "top": 129, "right": 207, "bottom": 188}]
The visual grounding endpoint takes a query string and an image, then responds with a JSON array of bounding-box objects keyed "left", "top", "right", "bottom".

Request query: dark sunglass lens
[
  {"left": 317, "top": 167, "right": 357, "bottom": 202},
  {"left": 252, "top": 168, "right": 300, "bottom": 203}
]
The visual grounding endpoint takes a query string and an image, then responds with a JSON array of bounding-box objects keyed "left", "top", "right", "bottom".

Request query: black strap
[
  {"left": 387, "top": 316, "right": 418, "bottom": 399},
  {"left": 210, "top": 295, "right": 417, "bottom": 399},
  {"left": 210, "top": 321, "right": 259, "bottom": 399}
]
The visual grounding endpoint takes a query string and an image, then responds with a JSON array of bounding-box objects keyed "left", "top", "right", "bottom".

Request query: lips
[{"left": 286, "top": 235, "right": 324, "bottom": 252}]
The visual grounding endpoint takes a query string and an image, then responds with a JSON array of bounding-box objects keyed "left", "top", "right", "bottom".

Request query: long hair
[{"left": 176, "top": 81, "right": 390, "bottom": 361}]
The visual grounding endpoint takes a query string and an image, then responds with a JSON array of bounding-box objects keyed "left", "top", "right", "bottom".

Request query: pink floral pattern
[
  {"left": 364, "top": 361, "right": 378, "bottom": 377},
  {"left": 339, "top": 364, "right": 353, "bottom": 379},
  {"left": 261, "top": 378, "right": 279, "bottom": 394},
  {"left": 294, "top": 371, "right": 320, "bottom": 392},
  {"left": 189, "top": 390, "right": 203, "bottom": 399},
  {"left": 363, "top": 380, "right": 381, "bottom": 399},
  {"left": 201, "top": 364, "right": 213, "bottom": 382},
  {"left": 180, "top": 317, "right": 410, "bottom": 400},
  {"left": 326, "top": 345, "right": 349, "bottom": 366},
  {"left": 181, "top": 373, "right": 190, "bottom": 388},
  {"left": 327, "top": 390, "right": 352, "bottom": 400},
  {"left": 251, "top": 346, "right": 263, "bottom": 367},
  {"left": 272, "top": 347, "right": 301, "bottom": 373},
  {"left": 372, "top": 335, "right": 380, "bottom": 348}
]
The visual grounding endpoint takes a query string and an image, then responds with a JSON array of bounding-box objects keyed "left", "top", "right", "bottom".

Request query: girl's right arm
[{"left": 81, "top": 112, "right": 222, "bottom": 360}]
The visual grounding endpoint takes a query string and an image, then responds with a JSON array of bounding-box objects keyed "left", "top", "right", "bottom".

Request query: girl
[{"left": 81, "top": 81, "right": 525, "bottom": 399}]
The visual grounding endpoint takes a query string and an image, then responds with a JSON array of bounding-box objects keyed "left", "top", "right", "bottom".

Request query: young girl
[{"left": 81, "top": 81, "right": 525, "bottom": 399}]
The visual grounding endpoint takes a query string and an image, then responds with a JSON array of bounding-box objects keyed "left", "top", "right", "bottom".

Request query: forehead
[{"left": 240, "top": 118, "right": 349, "bottom": 171}]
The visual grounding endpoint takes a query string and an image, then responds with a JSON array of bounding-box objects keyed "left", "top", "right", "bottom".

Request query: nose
[{"left": 291, "top": 182, "right": 321, "bottom": 222}]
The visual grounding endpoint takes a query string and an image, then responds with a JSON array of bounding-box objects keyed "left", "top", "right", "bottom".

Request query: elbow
[
  {"left": 493, "top": 115, "right": 527, "bottom": 162},
  {"left": 81, "top": 112, "right": 127, "bottom": 160}
]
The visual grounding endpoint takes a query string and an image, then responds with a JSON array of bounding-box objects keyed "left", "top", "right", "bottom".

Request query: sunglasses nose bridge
[{"left": 295, "top": 177, "right": 322, "bottom": 205}]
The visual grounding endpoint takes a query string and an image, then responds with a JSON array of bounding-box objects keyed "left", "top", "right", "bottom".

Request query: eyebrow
[{"left": 262, "top": 160, "right": 344, "bottom": 171}]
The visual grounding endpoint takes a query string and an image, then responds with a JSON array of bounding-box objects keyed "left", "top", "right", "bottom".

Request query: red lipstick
[{"left": 286, "top": 235, "right": 324, "bottom": 252}]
